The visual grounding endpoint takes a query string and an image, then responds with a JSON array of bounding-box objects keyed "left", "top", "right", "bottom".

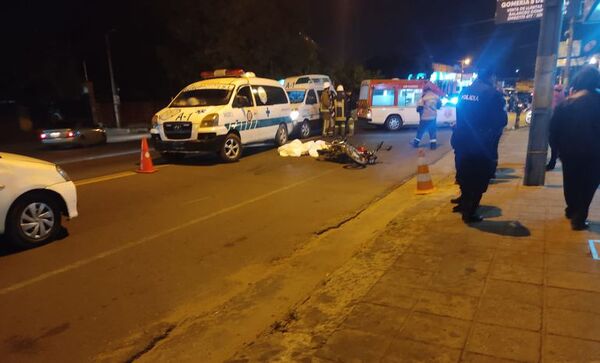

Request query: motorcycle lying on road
[{"left": 317, "top": 138, "right": 390, "bottom": 167}]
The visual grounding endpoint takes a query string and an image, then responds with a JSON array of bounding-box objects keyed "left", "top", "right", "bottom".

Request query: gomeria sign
[{"left": 496, "top": 0, "right": 545, "bottom": 24}]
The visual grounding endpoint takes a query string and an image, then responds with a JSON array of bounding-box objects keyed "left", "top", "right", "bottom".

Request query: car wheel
[
  {"left": 385, "top": 115, "right": 403, "bottom": 131},
  {"left": 275, "top": 124, "right": 288, "bottom": 146},
  {"left": 300, "top": 120, "right": 311, "bottom": 139},
  {"left": 161, "top": 152, "right": 185, "bottom": 162},
  {"left": 219, "top": 133, "right": 242, "bottom": 162},
  {"left": 6, "top": 192, "right": 62, "bottom": 249}
]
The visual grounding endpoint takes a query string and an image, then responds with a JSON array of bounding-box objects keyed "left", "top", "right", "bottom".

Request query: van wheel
[
  {"left": 385, "top": 115, "right": 403, "bottom": 131},
  {"left": 6, "top": 192, "right": 62, "bottom": 249},
  {"left": 275, "top": 124, "right": 288, "bottom": 146},
  {"left": 220, "top": 133, "right": 242, "bottom": 162},
  {"left": 300, "top": 120, "right": 311, "bottom": 139}
]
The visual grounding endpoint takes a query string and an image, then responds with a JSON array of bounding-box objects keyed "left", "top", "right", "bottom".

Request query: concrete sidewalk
[{"left": 228, "top": 129, "right": 600, "bottom": 363}]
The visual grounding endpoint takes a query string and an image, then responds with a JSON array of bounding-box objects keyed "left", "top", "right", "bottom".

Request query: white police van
[{"left": 151, "top": 69, "right": 294, "bottom": 162}]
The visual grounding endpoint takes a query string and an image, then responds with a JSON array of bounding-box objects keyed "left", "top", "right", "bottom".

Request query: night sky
[{"left": 0, "top": 0, "right": 549, "bottom": 101}]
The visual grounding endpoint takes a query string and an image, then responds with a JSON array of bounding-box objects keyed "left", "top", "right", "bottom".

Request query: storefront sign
[{"left": 495, "top": 0, "right": 545, "bottom": 24}]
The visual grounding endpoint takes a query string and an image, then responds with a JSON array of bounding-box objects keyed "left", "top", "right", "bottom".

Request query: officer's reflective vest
[
  {"left": 320, "top": 92, "right": 331, "bottom": 113},
  {"left": 335, "top": 96, "right": 346, "bottom": 122}
]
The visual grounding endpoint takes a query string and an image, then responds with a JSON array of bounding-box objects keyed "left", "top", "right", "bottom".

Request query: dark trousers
[
  {"left": 456, "top": 153, "right": 496, "bottom": 217},
  {"left": 562, "top": 157, "right": 600, "bottom": 224},
  {"left": 414, "top": 120, "right": 437, "bottom": 143}
]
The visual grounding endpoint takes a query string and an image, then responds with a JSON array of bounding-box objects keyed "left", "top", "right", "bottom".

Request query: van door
[
  {"left": 231, "top": 85, "right": 260, "bottom": 143},
  {"left": 252, "top": 85, "right": 291, "bottom": 141}
]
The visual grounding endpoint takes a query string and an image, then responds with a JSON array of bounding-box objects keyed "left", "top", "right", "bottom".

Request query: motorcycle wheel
[{"left": 345, "top": 145, "right": 368, "bottom": 166}]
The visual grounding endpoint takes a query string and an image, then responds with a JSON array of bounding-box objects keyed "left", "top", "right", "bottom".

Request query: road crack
[{"left": 125, "top": 323, "right": 176, "bottom": 363}]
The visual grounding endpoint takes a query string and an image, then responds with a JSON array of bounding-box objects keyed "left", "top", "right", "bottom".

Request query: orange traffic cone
[
  {"left": 416, "top": 150, "right": 434, "bottom": 194},
  {"left": 137, "top": 137, "right": 157, "bottom": 174}
]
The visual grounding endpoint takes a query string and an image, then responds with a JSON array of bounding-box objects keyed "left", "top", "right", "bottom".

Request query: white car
[
  {"left": 286, "top": 86, "right": 321, "bottom": 138},
  {"left": 151, "top": 69, "right": 294, "bottom": 163},
  {"left": 0, "top": 153, "right": 78, "bottom": 248}
]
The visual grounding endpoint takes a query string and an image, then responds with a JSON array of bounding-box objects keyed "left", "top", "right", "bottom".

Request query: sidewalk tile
[
  {"left": 398, "top": 312, "right": 470, "bottom": 349},
  {"left": 547, "top": 270, "right": 600, "bottom": 293},
  {"left": 314, "top": 329, "right": 390, "bottom": 362},
  {"left": 341, "top": 303, "right": 410, "bottom": 337},
  {"left": 383, "top": 267, "right": 435, "bottom": 289},
  {"left": 483, "top": 280, "right": 542, "bottom": 307},
  {"left": 543, "top": 334, "right": 600, "bottom": 362},
  {"left": 546, "top": 308, "right": 600, "bottom": 341},
  {"left": 490, "top": 263, "right": 543, "bottom": 285},
  {"left": 393, "top": 253, "right": 443, "bottom": 272},
  {"left": 415, "top": 290, "right": 479, "bottom": 320},
  {"left": 545, "top": 241, "right": 592, "bottom": 257},
  {"left": 429, "top": 274, "right": 487, "bottom": 297},
  {"left": 494, "top": 250, "right": 544, "bottom": 269},
  {"left": 461, "top": 352, "right": 527, "bottom": 363},
  {"left": 496, "top": 238, "right": 544, "bottom": 253},
  {"left": 546, "top": 254, "right": 600, "bottom": 275},
  {"left": 476, "top": 297, "right": 542, "bottom": 331},
  {"left": 546, "top": 287, "right": 600, "bottom": 315},
  {"left": 364, "top": 279, "right": 422, "bottom": 310},
  {"left": 466, "top": 323, "right": 540, "bottom": 363},
  {"left": 383, "top": 338, "right": 461, "bottom": 363}
]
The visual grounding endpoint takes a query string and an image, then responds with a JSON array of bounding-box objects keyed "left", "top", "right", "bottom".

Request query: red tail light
[
  {"left": 67, "top": 131, "right": 74, "bottom": 138},
  {"left": 40, "top": 133, "right": 47, "bottom": 139}
]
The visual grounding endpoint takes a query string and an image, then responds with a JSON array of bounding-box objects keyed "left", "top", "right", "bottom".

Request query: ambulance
[
  {"left": 286, "top": 84, "right": 321, "bottom": 138},
  {"left": 283, "top": 74, "right": 334, "bottom": 97},
  {"left": 357, "top": 79, "right": 457, "bottom": 131},
  {"left": 151, "top": 69, "right": 294, "bottom": 162}
]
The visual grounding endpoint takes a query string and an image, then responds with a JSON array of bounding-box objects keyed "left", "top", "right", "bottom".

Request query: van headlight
[
  {"left": 56, "top": 165, "right": 70, "bottom": 181},
  {"left": 290, "top": 110, "right": 300, "bottom": 121},
  {"left": 201, "top": 113, "right": 219, "bottom": 127}
]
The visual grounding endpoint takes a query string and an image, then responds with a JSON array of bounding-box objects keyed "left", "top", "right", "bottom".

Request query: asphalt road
[{"left": 0, "top": 127, "right": 452, "bottom": 362}]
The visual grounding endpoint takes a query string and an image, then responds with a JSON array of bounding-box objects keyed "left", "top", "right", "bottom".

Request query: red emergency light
[{"left": 200, "top": 69, "right": 245, "bottom": 79}]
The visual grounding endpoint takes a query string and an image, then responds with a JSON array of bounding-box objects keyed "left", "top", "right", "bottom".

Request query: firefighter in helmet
[{"left": 334, "top": 85, "right": 348, "bottom": 137}]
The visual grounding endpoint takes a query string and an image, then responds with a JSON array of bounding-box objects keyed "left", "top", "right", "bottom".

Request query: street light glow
[
  {"left": 463, "top": 58, "right": 472, "bottom": 66},
  {"left": 591, "top": 56, "right": 598, "bottom": 65}
]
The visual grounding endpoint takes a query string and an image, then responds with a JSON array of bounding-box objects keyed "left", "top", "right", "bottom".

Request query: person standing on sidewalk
[
  {"left": 549, "top": 66, "right": 600, "bottom": 231},
  {"left": 452, "top": 69, "right": 507, "bottom": 223},
  {"left": 546, "top": 84, "right": 567, "bottom": 171},
  {"left": 412, "top": 85, "right": 442, "bottom": 150}
]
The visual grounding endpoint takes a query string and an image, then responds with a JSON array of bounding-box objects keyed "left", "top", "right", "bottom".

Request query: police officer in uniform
[
  {"left": 452, "top": 69, "right": 507, "bottom": 223},
  {"left": 549, "top": 66, "right": 600, "bottom": 230}
]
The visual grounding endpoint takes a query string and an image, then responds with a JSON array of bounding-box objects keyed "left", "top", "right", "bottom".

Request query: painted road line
[
  {"left": 0, "top": 168, "right": 337, "bottom": 296},
  {"left": 589, "top": 240, "right": 600, "bottom": 260},
  {"left": 56, "top": 150, "right": 140, "bottom": 165},
  {"left": 182, "top": 196, "right": 211, "bottom": 205},
  {"left": 74, "top": 165, "right": 169, "bottom": 186}
]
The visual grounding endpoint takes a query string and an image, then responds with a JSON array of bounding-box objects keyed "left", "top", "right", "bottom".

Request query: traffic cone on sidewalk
[
  {"left": 137, "top": 137, "right": 157, "bottom": 174},
  {"left": 416, "top": 150, "right": 434, "bottom": 195}
]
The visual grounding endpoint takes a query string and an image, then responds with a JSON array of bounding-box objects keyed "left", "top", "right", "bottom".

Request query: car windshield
[
  {"left": 287, "top": 90, "right": 306, "bottom": 104},
  {"left": 170, "top": 89, "right": 232, "bottom": 108}
]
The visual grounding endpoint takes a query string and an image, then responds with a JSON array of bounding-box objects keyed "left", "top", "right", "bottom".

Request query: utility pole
[
  {"left": 563, "top": 16, "right": 575, "bottom": 87},
  {"left": 524, "top": 0, "right": 564, "bottom": 186},
  {"left": 105, "top": 31, "right": 121, "bottom": 129}
]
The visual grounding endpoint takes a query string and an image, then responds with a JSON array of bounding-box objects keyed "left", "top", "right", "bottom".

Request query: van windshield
[
  {"left": 287, "top": 90, "right": 306, "bottom": 104},
  {"left": 170, "top": 89, "right": 232, "bottom": 108}
]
